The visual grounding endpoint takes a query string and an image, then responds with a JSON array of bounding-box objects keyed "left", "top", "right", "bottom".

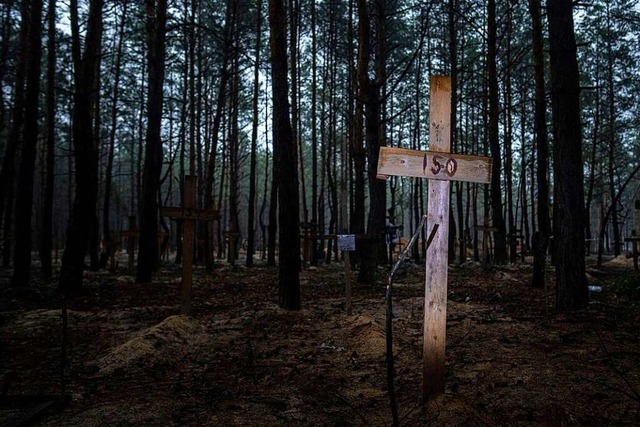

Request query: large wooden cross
[
  {"left": 160, "top": 175, "right": 219, "bottom": 315},
  {"left": 377, "top": 76, "right": 492, "bottom": 399}
]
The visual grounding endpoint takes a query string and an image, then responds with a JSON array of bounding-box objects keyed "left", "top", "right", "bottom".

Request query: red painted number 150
[{"left": 424, "top": 154, "right": 458, "bottom": 177}]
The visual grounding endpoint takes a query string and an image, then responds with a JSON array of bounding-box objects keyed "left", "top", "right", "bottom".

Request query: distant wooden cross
[
  {"left": 625, "top": 200, "right": 640, "bottom": 271},
  {"left": 160, "top": 175, "right": 219, "bottom": 315},
  {"left": 120, "top": 216, "right": 139, "bottom": 271},
  {"left": 377, "top": 76, "right": 492, "bottom": 399}
]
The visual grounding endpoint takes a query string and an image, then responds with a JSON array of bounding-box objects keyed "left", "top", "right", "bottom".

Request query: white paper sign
[{"left": 337, "top": 234, "right": 356, "bottom": 252}]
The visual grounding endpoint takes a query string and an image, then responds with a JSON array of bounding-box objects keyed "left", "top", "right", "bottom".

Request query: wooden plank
[
  {"left": 160, "top": 206, "right": 220, "bottom": 221},
  {"left": 423, "top": 75, "right": 451, "bottom": 399},
  {"left": 377, "top": 146, "right": 492, "bottom": 184}
]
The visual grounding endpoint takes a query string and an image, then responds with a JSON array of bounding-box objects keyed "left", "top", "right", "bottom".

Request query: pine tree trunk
[
  {"left": 11, "top": 0, "right": 43, "bottom": 287},
  {"left": 101, "top": 3, "right": 127, "bottom": 269},
  {"left": 136, "top": 0, "right": 167, "bottom": 283},
  {"left": 269, "top": 0, "right": 300, "bottom": 310},
  {"left": 530, "top": 0, "right": 550, "bottom": 288},
  {"left": 487, "top": 0, "right": 507, "bottom": 264},
  {"left": 246, "top": 0, "right": 262, "bottom": 267},
  {"left": 204, "top": 0, "right": 234, "bottom": 267},
  {"left": 40, "top": 0, "right": 56, "bottom": 279},
  {"left": 605, "top": 5, "right": 621, "bottom": 257},
  {"left": 547, "top": 0, "right": 588, "bottom": 310},
  {"left": 59, "top": 0, "right": 103, "bottom": 293},
  {"left": 0, "top": 0, "right": 28, "bottom": 267},
  {"left": 227, "top": 52, "right": 241, "bottom": 265},
  {"left": 351, "top": 0, "right": 367, "bottom": 264}
]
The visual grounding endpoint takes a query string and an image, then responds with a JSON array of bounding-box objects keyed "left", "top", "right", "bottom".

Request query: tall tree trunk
[
  {"left": 547, "top": 0, "right": 588, "bottom": 310},
  {"left": 269, "top": 0, "right": 300, "bottom": 310},
  {"left": 605, "top": 4, "right": 620, "bottom": 257},
  {"left": 487, "top": 0, "right": 507, "bottom": 264},
  {"left": 11, "top": 0, "right": 43, "bottom": 287},
  {"left": 357, "top": 0, "right": 386, "bottom": 283},
  {"left": 101, "top": 2, "right": 127, "bottom": 269},
  {"left": 310, "top": 0, "right": 319, "bottom": 266},
  {"left": 585, "top": 69, "right": 601, "bottom": 256},
  {"left": 136, "top": 0, "right": 167, "bottom": 283},
  {"left": 450, "top": 0, "right": 465, "bottom": 265},
  {"left": 227, "top": 51, "right": 241, "bottom": 265},
  {"left": 59, "top": 0, "right": 103, "bottom": 293},
  {"left": 204, "top": 0, "right": 234, "bottom": 267},
  {"left": 504, "top": 7, "right": 516, "bottom": 264},
  {"left": 289, "top": 0, "right": 305, "bottom": 228},
  {"left": 0, "top": 0, "right": 28, "bottom": 267},
  {"left": 246, "top": 0, "right": 262, "bottom": 267},
  {"left": 351, "top": 0, "right": 367, "bottom": 262},
  {"left": 40, "top": 0, "right": 56, "bottom": 279},
  {"left": 0, "top": 1, "right": 15, "bottom": 131},
  {"left": 530, "top": 0, "right": 550, "bottom": 288}
]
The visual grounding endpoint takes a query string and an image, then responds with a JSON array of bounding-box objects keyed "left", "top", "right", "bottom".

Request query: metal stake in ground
[
  {"left": 160, "top": 175, "right": 219, "bottom": 315},
  {"left": 377, "top": 75, "right": 492, "bottom": 400}
]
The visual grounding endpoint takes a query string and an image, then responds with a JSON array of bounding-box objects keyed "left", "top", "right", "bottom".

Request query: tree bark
[
  {"left": 269, "top": 0, "right": 300, "bottom": 310},
  {"left": 204, "top": 0, "right": 234, "bottom": 267},
  {"left": 40, "top": 0, "right": 56, "bottom": 279},
  {"left": 100, "top": 1, "right": 127, "bottom": 270},
  {"left": 136, "top": 0, "right": 167, "bottom": 283},
  {"left": 350, "top": 0, "right": 368, "bottom": 264},
  {"left": 487, "top": 0, "right": 507, "bottom": 264},
  {"left": 59, "top": 0, "right": 103, "bottom": 293},
  {"left": 530, "top": 0, "right": 551, "bottom": 288},
  {"left": 246, "top": 0, "right": 262, "bottom": 267},
  {"left": 0, "top": 0, "right": 28, "bottom": 267},
  {"left": 11, "top": 0, "right": 43, "bottom": 287},
  {"left": 547, "top": 0, "right": 588, "bottom": 310}
]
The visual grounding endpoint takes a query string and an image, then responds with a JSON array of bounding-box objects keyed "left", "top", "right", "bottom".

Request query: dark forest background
[{"left": 0, "top": 0, "right": 639, "bottom": 311}]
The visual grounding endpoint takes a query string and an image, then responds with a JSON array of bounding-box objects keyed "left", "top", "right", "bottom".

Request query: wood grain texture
[
  {"left": 422, "top": 75, "right": 451, "bottom": 399},
  {"left": 377, "top": 147, "right": 492, "bottom": 184}
]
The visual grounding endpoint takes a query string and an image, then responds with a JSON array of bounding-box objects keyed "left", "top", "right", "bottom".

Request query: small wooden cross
[
  {"left": 377, "top": 76, "right": 492, "bottom": 399},
  {"left": 120, "top": 216, "right": 139, "bottom": 271},
  {"left": 160, "top": 175, "right": 219, "bottom": 315},
  {"left": 626, "top": 200, "right": 640, "bottom": 271}
]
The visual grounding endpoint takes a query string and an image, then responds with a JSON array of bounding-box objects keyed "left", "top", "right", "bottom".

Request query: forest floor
[{"left": 1, "top": 253, "right": 640, "bottom": 426}]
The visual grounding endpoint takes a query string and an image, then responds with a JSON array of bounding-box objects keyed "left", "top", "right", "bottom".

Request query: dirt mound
[
  {"left": 93, "top": 315, "right": 206, "bottom": 376},
  {"left": 603, "top": 254, "right": 635, "bottom": 267},
  {"left": 343, "top": 314, "right": 387, "bottom": 358}
]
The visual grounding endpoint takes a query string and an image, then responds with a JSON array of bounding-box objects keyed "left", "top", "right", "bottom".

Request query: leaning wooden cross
[
  {"left": 160, "top": 175, "right": 219, "bottom": 315},
  {"left": 377, "top": 76, "right": 492, "bottom": 399}
]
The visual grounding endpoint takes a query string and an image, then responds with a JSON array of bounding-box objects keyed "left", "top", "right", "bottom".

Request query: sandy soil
[{"left": 1, "top": 255, "right": 640, "bottom": 426}]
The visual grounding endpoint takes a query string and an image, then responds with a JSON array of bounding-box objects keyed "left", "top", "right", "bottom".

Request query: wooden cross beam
[
  {"left": 160, "top": 175, "right": 220, "bottom": 315},
  {"left": 377, "top": 76, "right": 492, "bottom": 400}
]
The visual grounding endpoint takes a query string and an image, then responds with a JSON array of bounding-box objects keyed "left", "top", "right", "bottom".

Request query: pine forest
[{"left": 1, "top": 1, "right": 640, "bottom": 425}]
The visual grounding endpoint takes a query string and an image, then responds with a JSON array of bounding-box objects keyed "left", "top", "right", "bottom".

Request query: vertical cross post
[
  {"left": 377, "top": 75, "right": 492, "bottom": 400},
  {"left": 423, "top": 76, "right": 452, "bottom": 398},
  {"left": 161, "top": 175, "right": 219, "bottom": 316},
  {"left": 181, "top": 175, "right": 196, "bottom": 315}
]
